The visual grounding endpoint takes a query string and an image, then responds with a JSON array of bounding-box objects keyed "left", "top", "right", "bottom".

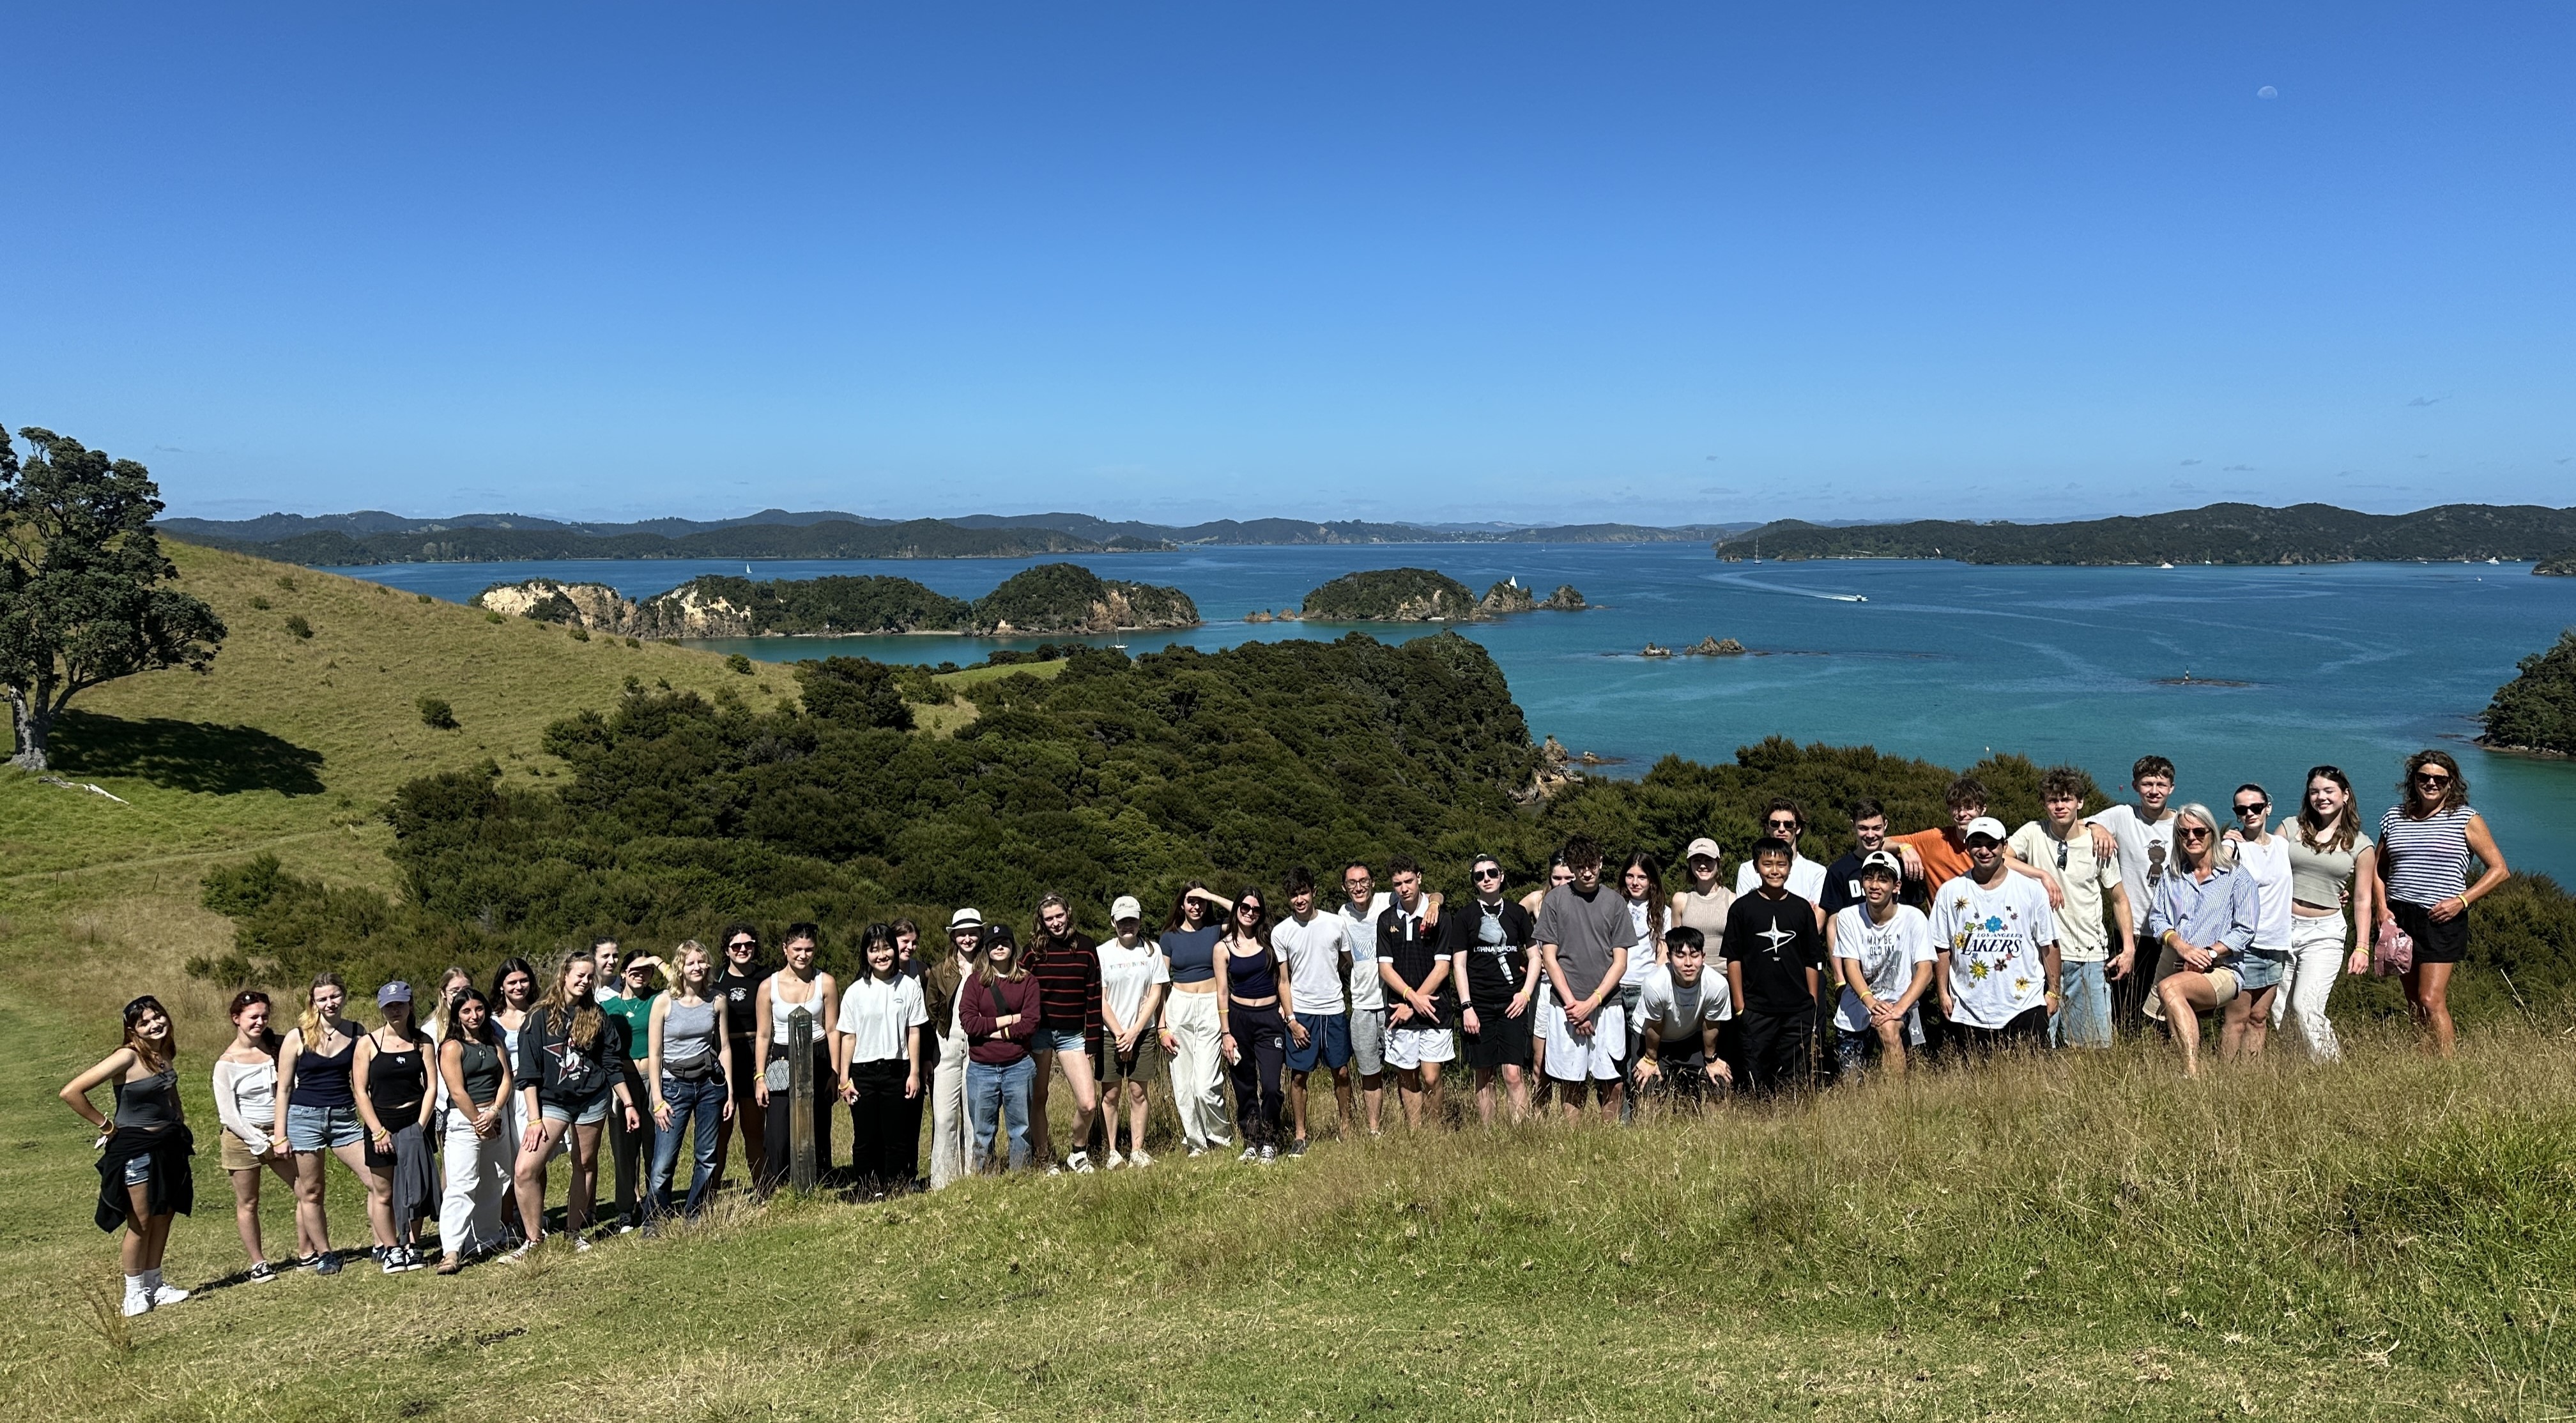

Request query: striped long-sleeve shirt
[{"left": 1026, "top": 932, "right": 1103, "bottom": 1044}]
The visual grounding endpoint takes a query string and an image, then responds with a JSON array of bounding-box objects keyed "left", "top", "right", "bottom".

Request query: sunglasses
[
  {"left": 2234, "top": 802, "right": 2267, "bottom": 815},
  {"left": 1237, "top": 903, "right": 1262, "bottom": 916},
  {"left": 726, "top": 939, "right": 757, "bottom": 950},
  {"left": 1473, "top": 867, "right": 1504, "bottom": 880},
  {"left": 2414, "top": 772, "right": 2453, "bottom": 785},
  {"left": 1765, "top": 820, "right": 1798, "bottom": 830},
  {"left": 2177, "top": 828, "right": 2212, "bottom": 841}
]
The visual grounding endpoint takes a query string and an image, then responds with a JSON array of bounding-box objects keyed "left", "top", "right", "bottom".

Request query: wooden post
[{"left": 787, "top": 1006, "right": 817, "bottom": 1194}]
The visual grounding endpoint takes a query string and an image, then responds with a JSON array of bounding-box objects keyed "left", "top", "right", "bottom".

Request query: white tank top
[{"left": 768, "top": 971, "right": 829, "bottom": 1044}]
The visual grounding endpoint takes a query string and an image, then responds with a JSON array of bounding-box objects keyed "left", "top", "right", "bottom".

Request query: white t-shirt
[
  {"left": 2007, "top": 820, "right": 2124, "bottom": 963},
  {"left": 1635, "top": 963, "right": 1732, "bottom": 1046},
  {"left": 1620, "top": 897, "right": 1661, "bottom": 987},
  {"left": 834, "top": 975, "right": 926, "bottom": 1064},
  {"left": 1735, "top": 855, "right": 1827, "bottom": 904},
  {"left": 2089, "top": 803, "right": 2175, "bottom": 943},
  {"left": 1271, "top": 913, "right": 1349, "bottom": 1016},
  {"left": 1098, "top": 937, "right": 1170, "bottom": 1031},
  {"left": 1336, "top": 893, "right": 1392, "bottom": 1012},
  {"left": 1929, "top": 872, "right": 2057, "bottom": 1029},
  {"left": 2232, "top": 835, "right": 2295, "bottom": 953},
  {"left": 1829, "top": 903, "right": 1937, "bottom": 1034}
]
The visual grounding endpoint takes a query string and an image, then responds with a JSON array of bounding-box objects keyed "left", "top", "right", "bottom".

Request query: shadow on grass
[{"left": 49, "top": 711, "right": 326, "bottom": 796}]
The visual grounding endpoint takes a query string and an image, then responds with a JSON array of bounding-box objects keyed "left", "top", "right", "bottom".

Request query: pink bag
[{"left": 2372, "top": 917, "right": 2414, "bottom": 978}]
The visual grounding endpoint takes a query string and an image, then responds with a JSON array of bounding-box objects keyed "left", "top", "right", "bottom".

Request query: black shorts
[
  {"left": 2391, "top": 900, "right": 2470, "bottom": 965},
  {"left": 1954, "top": 1005, "right": 2051, "bottom": 1056},
  {"left": 1460, "top": 1004, "right": 1533, "bottom": 1070}
]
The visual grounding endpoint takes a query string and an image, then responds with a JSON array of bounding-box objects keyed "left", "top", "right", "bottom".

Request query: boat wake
[{"left": 1706, "top": 572, "right": 1871, "bottom": 604}]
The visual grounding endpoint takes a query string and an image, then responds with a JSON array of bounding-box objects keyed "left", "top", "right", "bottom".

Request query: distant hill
[
  {"left": 158, "top": 506, "right": 900, "bottom": 543},
  {"left": 175, "top": 519, "right": 1112, "bottom": 564},
  {"left": 1719, "top": 503, "right": 2576, "bottom": 565}
]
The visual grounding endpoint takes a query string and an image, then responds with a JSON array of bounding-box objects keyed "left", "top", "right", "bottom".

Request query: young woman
[
  {"left": 834, "top": 924, "right": 928, "bottom": 1196},
  {"left": 1670, "top": 842, "right": 1735, "bottom": 945},
  {"left": 751, "top": 924, "right": 839, "bottom": 1194},
  {"left": 62, "top": 995, "right": 194, "bottom": 1316},
  {"left": 1156, "top": 883, "right": 1234, "bottom": 1157},
  {"left": 1098, "top": 895, "right": 1170, "bottom": 1168},
  {"left": 2275, "top": 766, "right": 2379, "bottom": 1062},
  {"left": 709, "top": 924, "right": 769, "bottom": 1189},
  {"left": 956, "top": 924, "right": 1043, "bottom": 1171},
  {"left": 273, "top": 972, "right": 387, "bottom": 1275},
  {"left": 2150, "top": 805, "right": 2262, "bottom": 1078},
  {"left": 212, "top": 989, "right": 296, "bottom": 1282},
  {"left": 2219, "top": 784, "right": 2294, "bottom": 1060},
  {"left": 434, "top": 987, "right": 515, "bottom": 1272},
  {"left": 1215, "top": 888, "right": 1288, "bottom": 1164},
  {"left": 2377, "top": 750, "right": 2508, "bottom": 1058},
  {"left": 511, "top": 952, "right": 639, "bottom": 1255},
  {"left": 487, "top": 956, "right": 541, "bottom": 1244},
  {"left": 1521, "top": 856, "right": 1574, "bottom": 1103},
  {"left": 353, "top": 982, "right": 437, "bottom": 1272},
  {"left": 891, "top": 917, "right": 932, "bottom": 1182},
  {"left": 1616, "top": 851, "right": 1669, "bottom": 1120},
  {"left": 598, "top": 948, "right": 666, "bottom": 1230},
  {"left": 647, "top": 940, "right": 734, "bottom": 1221},
  {"left": 1024, "top": 894, "right": 1105, "bottom": 1174}
]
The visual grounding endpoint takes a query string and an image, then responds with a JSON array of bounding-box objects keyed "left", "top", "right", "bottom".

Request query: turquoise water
[{"left": 327, "top": 548, "right": 2576, "bottom": 882}]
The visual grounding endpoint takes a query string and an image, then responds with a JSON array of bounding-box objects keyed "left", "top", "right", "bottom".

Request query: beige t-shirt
[{"left": 2008, "top": 821, "right": 2122, "bottom": 963}]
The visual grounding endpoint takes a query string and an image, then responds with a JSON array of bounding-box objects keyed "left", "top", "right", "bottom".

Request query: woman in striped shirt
[{"left": 2375, "top": 750, "right": 2508, "bottom": 1058}]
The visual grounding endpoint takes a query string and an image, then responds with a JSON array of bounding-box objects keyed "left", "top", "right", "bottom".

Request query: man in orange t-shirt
[{"left": 1891, "top": 776, "right": 2113, "bottom": 909}]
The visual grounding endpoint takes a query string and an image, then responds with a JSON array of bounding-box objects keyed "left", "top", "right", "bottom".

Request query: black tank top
[
  {"left": 290, "top": 1025, "right": 358, "bottom": 1108},
  {"left": 113, "top": 1065, "right": 181, "bottom": 1132},
  {"left": 1224, "top": 941, "right": 1279, "bottom": 1001},
  {"left": 367, "top": 1038, "right": 429, "bottom": 1123},
  {"left": 454, "top": 1037, "right": 505, "bottom": 1107}
]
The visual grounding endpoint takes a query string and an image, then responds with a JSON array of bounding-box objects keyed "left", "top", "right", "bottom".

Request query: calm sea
[{"left": 325, "top": 547, "right": 2576, "bottom": 883}]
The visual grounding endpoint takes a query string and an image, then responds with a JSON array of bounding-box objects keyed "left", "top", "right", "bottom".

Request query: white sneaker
[
  {"left": 1186, "top": 1145, "right": 1207, "bottom": 1159},
  {"left": 1103, "top": 1150, "right": 1126, "bottom": 1170},
  {"left": 1068, "top": 1151, "right": 1095, "bottom": 1175},
  {"left": 1258, "top": 1144, "right": 1278, "bottom": 1166},
  {"left": 506, "top": 1239, "right": 540, "bottom": 1263},
  {"left": 571, "top": 1235, "right": 592, "bottom": 1253},
  {"left": 1045, "top": 1163, "right": 1064, "bottom": 1178},
  {"left": 149, "top": 1284, "right": 191, "bottom": 1307},
  {"left": 1238, "top": 1146, "right": 1259, "bottom": 1164},
  {"left": 121, "top": 1291, "right": 153, "bottom": 1318},
  {"left": 1127, "top": 1148, "right": 1154, "bottom": 1168}
]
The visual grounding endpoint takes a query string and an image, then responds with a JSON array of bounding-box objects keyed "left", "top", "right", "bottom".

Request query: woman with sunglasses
[
  {"left": 1158, "top": 883, "right": 1236, "bottom": 1157},
  {"left": 63, "top": 995, "right": 194, "bottom": 1316},
  {"left": 1215, "top": 887, "right": 1289, "bottom": 1162},
  {"left": 487, "top": 957, "right": 542, "bottom": 1244},
  {"left": 2217, "top": 783, "right": 2294, "bottom": 1060},
  {"left": 2274, "top": 766, "right": 2379, "bottom": 1060},
  {"left": 2148, "top": 804, "right": 2261, "bottom": 1077},
  {"left": 709, "top": 924, "right": 770, "bottom": 1189},
  {"left": 2377, "top": 751, "right": 2508, "bottom": 1058},
  {"left": 957, "top": 924, "right": 1043, "bottom": 1171}
]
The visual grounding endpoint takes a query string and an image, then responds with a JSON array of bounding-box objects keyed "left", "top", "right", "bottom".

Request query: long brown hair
[
  {"left": 2295, "top": 765, "right": 2361, "bottom": 854},
  {"left": 427, "top": 964, "right": 473, "bottom": 1039},
  {"left": 975, "top": 925, "right": 1027, "bottom": 986},
  {"left": 1620, "top": 851, "right": 1667, "bottom": 941},
  {"left": 228, "top": 989, "right": 280, "bottom": 1056},
  {"left": 539, "top": 950, "right": 605, "bottom": 1049},
  {"left": 2400, "top": 749, "right": 2469, "bottom": 818},
  {"left": 121, "top": 994, "right": 174, "bottom": 1073}
]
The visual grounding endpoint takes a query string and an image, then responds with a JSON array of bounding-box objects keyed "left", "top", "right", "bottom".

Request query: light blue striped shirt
[{"left": 2147, "top": 862, "right": 2259, "bottom": 961}]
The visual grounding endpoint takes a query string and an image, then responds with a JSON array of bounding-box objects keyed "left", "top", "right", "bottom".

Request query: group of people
[{"left": 63, "top": 747, "right": 2506, "bottom": 1316}]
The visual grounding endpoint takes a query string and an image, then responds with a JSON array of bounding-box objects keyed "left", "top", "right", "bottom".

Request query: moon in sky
[{"left": 2258, "top": 85, "right": 2279, "bottom": 98}]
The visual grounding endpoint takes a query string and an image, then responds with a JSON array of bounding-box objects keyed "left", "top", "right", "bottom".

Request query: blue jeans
[
  {"left": 648, "top": 1072, "right": 728, "bottom": 1218},
  {"left": 2052, "top": 960, "right": 2112, "bottom": 1049},
  {"left": 965, "top": 1056, "right": 1035, "bottom": 1171}
]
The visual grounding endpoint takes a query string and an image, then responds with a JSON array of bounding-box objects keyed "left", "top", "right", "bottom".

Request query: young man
[
  {"left": 1534, "top": 837, "right": 1637, "bottom": 1122},
  {"left": 1828, "top": 851, "right": 1936, "bottom": 1077},
  {"left": 1445, "top": 853, "right": 1539, "bottom": 1126},
  {"left": 1720, "top": 837, "right": 1828, "bottom": 1095},
  {"left": 1024, "top": 895, "right": 1103, "bottom": 1175},
  {"left": 1820, "top": 800, "right": 1894, "bottom": 925},
  {"left": 1335, "top": 862, "right": 1393, "bottom": 1137},
  {"left": 1632, "top": 925, "right": 1733, "bottom": 1109},
  {"left": 1890, "top": 776, "right": 2100, "bottom": 909},
  {"left": 2088, "top": 755, "right": 2180, "bottom": 1033},
  {"left": 2011, "top": 767, "right": 2134, "bottom": 1049},
  {"left": 1733, "top": 800, "right": 1828, "bottom": 909},
  {"left": 1376, "top": 858, "right": 1453, "bottom": 1130},
  {"left": 1270, "top": 869, "right": 1355, "bottom": 1152},
  {"left": 1930, "top": 818, "right": 2062, "bottom": 1054}
]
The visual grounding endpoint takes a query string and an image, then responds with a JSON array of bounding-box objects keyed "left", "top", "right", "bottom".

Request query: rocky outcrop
[
  {"left": 1480, "top": 579, "right": 1537, "bottom": 614},
  {"left": 1538, "top": 584, "right": 1586, "bottom": 611},
  {"left": 972, "top": 563, "right": 1199, "bottom": 634},
  {"left": 2538, "top": 552, "right": 2575, "bottom": 576},
  {"left": 1681, "top": 636, "right": 1747, "bottom": 656},
  {"left": 471, "top": 579, "right": 639, "bottom": 630},
  {"left": 1639, "top": 643, "right": 1673, "bottom": 658},
  {"left": 630, "top": 582, "right": 761, "bottom": 638}
]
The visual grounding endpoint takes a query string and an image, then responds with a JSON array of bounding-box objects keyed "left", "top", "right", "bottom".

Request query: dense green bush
[
  {"left": 725, "top": 652, "right": 753, "bottom": 674},
  {"left": 795, "top": 657, "right": 914, "bottom": 731},
  {"left": 1301, "top": 567, "right": 1478, "bottom": 621},
  {"left": 283, "top": 614, "right": 313, "bottom": 639},
  {"left": 416, "top": 694, "right": 458, "bottom": 730},
  {"left": 972, "top": 562, "right": 1196, "bottom": 633},
  {"left": 645, "top": 573, "right": 973, "bottom": 635},
  {"left": 2481, "top": 627, "right": 2576, "bottom": 754}
]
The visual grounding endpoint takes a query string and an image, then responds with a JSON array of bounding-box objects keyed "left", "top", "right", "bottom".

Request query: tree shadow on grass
[{"left": 49, "top": 710, "right": 326, "bottom": 796}]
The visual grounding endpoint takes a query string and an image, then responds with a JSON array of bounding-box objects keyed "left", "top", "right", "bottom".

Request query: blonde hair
[
  {"left": 429, "top": 964, "right": 473, "bottom": 1039},
  {"left": 672, "top": 940, "right": 710, "bottom": 993},
  {"left": 299, "top": 971, "right": 346, "bottom": 1041},
  {"left": 539, "top": 950, "right": 605, "bottom": 1049},
  {"left": 2170, "top": 803, "right": 2235, "bottom": 873}
]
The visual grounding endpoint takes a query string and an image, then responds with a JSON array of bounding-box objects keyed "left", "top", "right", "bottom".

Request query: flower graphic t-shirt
[{"left": 1928, "top": 872, "right": 2057, "bottom": 1029}]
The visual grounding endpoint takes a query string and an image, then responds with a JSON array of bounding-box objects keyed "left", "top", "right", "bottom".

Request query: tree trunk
[{"left": 8, "top": 692, "right": 50, "bottom": 772}]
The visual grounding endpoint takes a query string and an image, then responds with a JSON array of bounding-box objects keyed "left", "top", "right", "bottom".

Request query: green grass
[{"left": 931, "top": 657, "right": 1066, "bottom": 689}]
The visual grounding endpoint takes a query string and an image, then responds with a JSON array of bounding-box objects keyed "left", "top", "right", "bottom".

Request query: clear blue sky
[{"left": 4, "top": 3, "right": 2568, "bottom": 526}]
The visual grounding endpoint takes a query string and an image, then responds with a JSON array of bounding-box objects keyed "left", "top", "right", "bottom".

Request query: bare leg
[
  {"left": 1360, "top": 1073, "right": 1384, "bottom": 1134},
  {"left": 332, "top": 1139, "right": 392, "bottom": 1249},
  {"left": 1599, "top": 1079, "right": 1623, "bottom": 1124},
  {"left": 229, "top": 1163, "right": 290, "bottom": 1266},
  {"left": 291, "top": 1149, "right": 333, "bottom": 1256},
  {"left": 1330, "top": 1067, "right": 1355, "bottom": 1137},
  {"left": 1123, "top": 1078, "right": 1150, "bottom": 1153},
  {"left": 2407, "top": 962, "right": 2457, "bottom": 1058},
  {"left": 1287, "top": 1069, "right": 1312, "bottom": 1143},
  {"left": 1055, "top": 1049, "right": 1101, "bottom": 1157},
  {"left": 2161, "top": 975, "right": 2221, "bottom": 1077},
  {"left": 120, "top": 1183, "right": 155, "bottom": 1275},
  {"left": 1473, "top": 1068, "right": 1498, "bottom": 1127},
  {"left": 565, "top": 1122, "right": 604, "bottom": 1234},
  {"left": 1874, "top": 1019, "right": 1908, "bottom": 1077},
  {"left": 512, "top": 1118, "right": 570, "bottom": 1240},
  {"left": 1027, "top": 1051, "right": 1055, "bottom": 1165}
]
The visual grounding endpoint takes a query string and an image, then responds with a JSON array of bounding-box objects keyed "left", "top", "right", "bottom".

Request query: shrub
[
  {"left": 284, "top": 614, "right": 314, "bottom": 639},
  {"left": 249, "top": 595, "right": 272, "bottom": 610},
  {"left": 484, "top": 610, "right": 505, "bottom": 624},
  {"left": 624, "top": 637, "right": 641, "bottom": 648},
  {"left": 417, "top": 695, "right": 459, "bottom": 729},
  {"left": 795, "top": 657, "right": 915, "bottom": 731},
  {"left": 727, "top": 653, "right": 754, "bottom": 675},
  {"left": 569, "top": 625, "right": 592, "bottom": 643},
  {"left": 2481, "top": 628, "right": 2576, "bottom": 755},
  {"left": 275, "top": 575, "right": 297, "bottom": 591},
  {"left": 417, "top": 593, "right": 432, "bottom": 604}
]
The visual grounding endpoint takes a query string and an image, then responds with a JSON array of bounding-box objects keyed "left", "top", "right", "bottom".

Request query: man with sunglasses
[
  {"left": 1446, "top": 853, "right": 1538, "bottom": 1125},
  {"left": 2009, "top": 768, "right": 2133, "bottom": 1049},
  {"left": 1733, "top": 799, "right": 1828, "bottom": 910},
  {"left": 2088, "top": 755, "right": 2180, "bottom": 1035}
]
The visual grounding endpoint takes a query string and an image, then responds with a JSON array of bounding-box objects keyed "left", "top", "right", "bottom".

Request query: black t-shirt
[
  {"left": 1445, "top": 897, "right": 1533, "bottom": 1008},
  {"left": 1821, "top": 852, "right": 1871, "bottom": 917},
  {"left": 1378, "top": 904, "right": 1452, "bottom": 1024},
  {"left": 1720, "top": 890, "right": 1827, "bottom": 1014},
  {"left": 714, "top": 964, "right": 772, "bottom": 1042}
]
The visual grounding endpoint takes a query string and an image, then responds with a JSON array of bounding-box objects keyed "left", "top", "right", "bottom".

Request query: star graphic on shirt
[{"left": 1756, "top": 924, "right": 1797, "bottom": 954}]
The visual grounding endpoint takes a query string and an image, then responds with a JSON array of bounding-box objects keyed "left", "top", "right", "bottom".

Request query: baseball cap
[
  {"left": 1963, "top": 816, "right": 2008, "bottom": 842},
  {"left": 947, "top": 907, "right": 984, "bottom": 933},
  {"left": 376, "top": 981, "right": 413, "bottom": 1007},
  {"left": 1685, "top": 837, "right": 1722, "bottom": 861},
  {"left": 1860, "top": 850, "right": 1904, "bottom": 878},
  {"left": 1110, "top": 895, "right": 1143, "bottom": 923}
]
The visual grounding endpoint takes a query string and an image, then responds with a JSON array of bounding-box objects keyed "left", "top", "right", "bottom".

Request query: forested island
[
  {"left": 2481, "top": 628, "right": 2576, "bottom": 756},
  {"left": 2538, "top": 552, "right": 2576, "bottom": 576},
  {"left": 1719, "top": 501, "right": 2576, "bottom": 565},
  {"left": 1291, "top": 568, "right": 1588, "bottom": 622},
  {"left": 471, "top": 563, "right": 1197, "bottom": 637}
]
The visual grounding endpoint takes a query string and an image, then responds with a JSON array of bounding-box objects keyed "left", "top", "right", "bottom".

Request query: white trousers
[
  {"left": 438, "top": 1111, "right": 509, "bottom": 1256},
  {"left": 2273, "top": 912, "right": 2347, "bottom": 1061},
  {"left": 1165, "top": 989, "right": 1232, "bottom": 1150},
  {"left": 928, "top": 1027, "right": 977, "bottom": 1189}
]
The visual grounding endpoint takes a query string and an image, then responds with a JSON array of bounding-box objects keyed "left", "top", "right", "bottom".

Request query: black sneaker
[
  {"left": 247, "top": 1261, "right": 278, "bottom": 1284},
  {"left": 312, "top": 1252, "right": 344, "bottom": 1276},
  {"left": 1286, "top": 1137, "right": 1310, "bottom": 1158}
]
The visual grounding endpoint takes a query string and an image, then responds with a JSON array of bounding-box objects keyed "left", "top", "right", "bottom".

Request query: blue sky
[{"left": 3, "top": 3, "right": 2568, "bottom": 526}]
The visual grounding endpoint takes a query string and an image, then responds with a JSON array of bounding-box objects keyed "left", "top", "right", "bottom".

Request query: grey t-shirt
[{"left": 1535, "top": 883, "right": 1639, "bottom": 1002}]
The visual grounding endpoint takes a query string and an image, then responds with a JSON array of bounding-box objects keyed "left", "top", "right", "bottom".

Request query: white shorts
[
  {"left": 1542, "top": 1001, "right": 1627, "bottom": 1082},
  {"left": 1384, "top": 1024, "right": 1455, "bottom": 1070}
]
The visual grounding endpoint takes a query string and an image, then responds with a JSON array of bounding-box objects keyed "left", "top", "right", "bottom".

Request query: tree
[
  {"left": 1, "top": 426, "right": 227, "bottom": 770},
  {"left": 794, "top": 656, "right": 915, "bottom": 731}
]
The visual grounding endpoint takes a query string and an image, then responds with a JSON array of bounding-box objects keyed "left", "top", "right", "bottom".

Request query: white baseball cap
[
  {"left": 1110, "top": 895, "right": 1143, "bottom": 922},
  {"left": 1685, "top": 837, "right": 1722, "bottom": 861},
  {"left": 947, "top": 907, "right": 984, "bottom": 933},
  {"left": 1963, "top": 816, "right": 2008, "bottom": 842},
  {"left": 1860, "top": 850, "right": 1905, "bottom": 878}
]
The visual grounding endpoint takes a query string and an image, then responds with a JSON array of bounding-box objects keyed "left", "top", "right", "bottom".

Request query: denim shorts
[
  {"left": 123, "top": 1154, "right": 153, "bottom": 1186},
  {"left": 2232, "top": 950, "right": 2289, "bottom": 994},
  {"left": 1032, "top": 1026, "right": 1089, "bottom": 1054},
  {"left": 286, "top": 1102, "right": 364, "bottom": 1152},
  {"left": 540, "top": 1086, "right": 614, "bottom": 1127}
]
